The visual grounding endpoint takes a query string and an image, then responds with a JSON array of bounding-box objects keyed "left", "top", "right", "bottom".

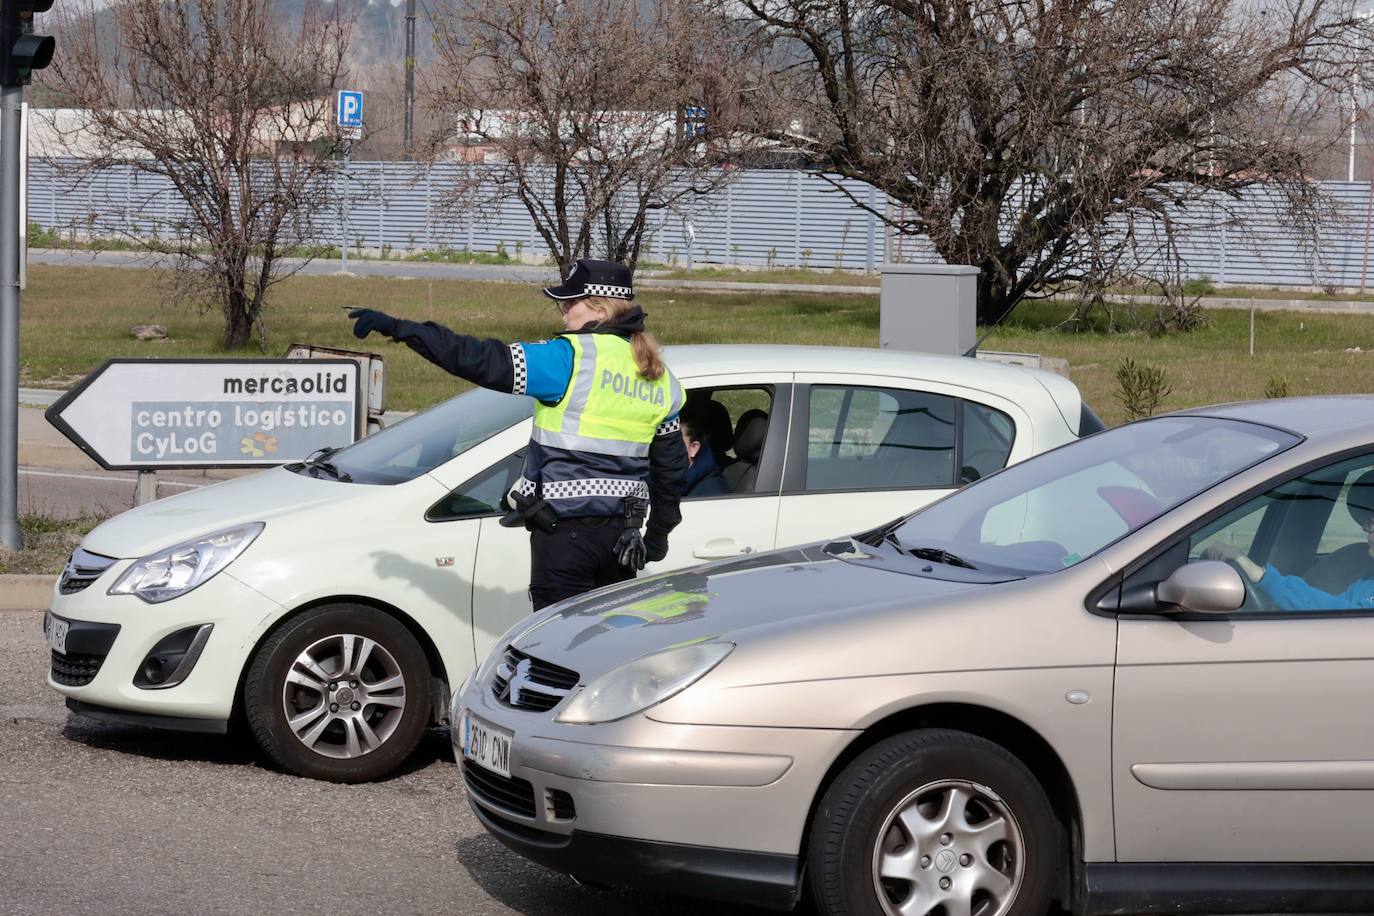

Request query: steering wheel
[{"left": 1220, "top": 558, "right": 1277, "bottom": 613}]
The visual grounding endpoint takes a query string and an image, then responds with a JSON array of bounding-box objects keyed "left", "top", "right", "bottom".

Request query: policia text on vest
[{"left": 347, "top": 257, "right": 688, "bottom": 611}]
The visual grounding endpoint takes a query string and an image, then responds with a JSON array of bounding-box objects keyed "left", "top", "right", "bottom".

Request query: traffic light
[{"left": 1, "top": 0, "right": 54, "bottom": 88}]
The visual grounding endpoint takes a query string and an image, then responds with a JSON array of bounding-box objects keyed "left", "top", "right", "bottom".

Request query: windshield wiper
[
  {"left": 290, "top": 446, "right": 353, "bottom": 482},
  {"left": 905, "top": 545, "right": 978, "bottom": 570},
  {"left": 308, "top": 460, "right": 352, "bottom": 482}
]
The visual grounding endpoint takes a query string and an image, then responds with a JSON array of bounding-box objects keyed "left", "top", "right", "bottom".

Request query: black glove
[
  {"left": 349, "top": 308, "right": 399, "bottom": 340},
  {"left": 644, "top": 530, "right": 669, "bottom": 563},
  {"left": 500, "top": 490, "right": 557, "bottom": 532},
  {"left": 614, "top": 527, "right": 647, "bottom": 570}
]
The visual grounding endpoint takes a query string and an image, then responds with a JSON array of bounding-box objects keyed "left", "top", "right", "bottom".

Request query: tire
[
  {"left": 244, "top": 603, "right": 431, "bottom": 783},
  {"left": 807, "top": 728, "right": 1060, "bottom": 916}
]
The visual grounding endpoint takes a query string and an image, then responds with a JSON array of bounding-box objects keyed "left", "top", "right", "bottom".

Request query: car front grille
[
  {"left": 462, "top": 760, "right": 537, "bottom": 818},
  {"left": 491, "top": 646, "right": 579, "bottom": 712},
  {"left": 51, "top": 649, "right": 106, "bottom": 687},
  {"left": 59, "top": 548, "right": 118, "bottom": 595}
]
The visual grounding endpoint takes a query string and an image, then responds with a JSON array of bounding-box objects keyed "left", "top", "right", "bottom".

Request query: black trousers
[{"left": 529, "top": 516, "right": 636, "bottom": 611}]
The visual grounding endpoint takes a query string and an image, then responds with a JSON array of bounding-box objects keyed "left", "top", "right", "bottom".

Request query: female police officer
[{"left": 347, "top": 258, "right": 688, "bottom": 610}]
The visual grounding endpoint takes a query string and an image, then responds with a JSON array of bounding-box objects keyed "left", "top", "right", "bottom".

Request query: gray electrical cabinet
[{"left": 879, "top": 263, "right": 979, "bottom": 357}]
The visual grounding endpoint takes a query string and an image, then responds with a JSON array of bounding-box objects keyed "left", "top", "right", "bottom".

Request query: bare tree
[
  {"left": 735, "top": 0, "right": 1374, "bottom": 325},
  {"left": 46, "top": 0, "right": 351, "bottom": 350},
  {"left": 428, "top": 0, "right": 765, "bottom": 275}
]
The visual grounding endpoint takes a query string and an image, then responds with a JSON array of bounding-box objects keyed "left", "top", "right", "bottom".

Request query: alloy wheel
[
  {"left": 870, "top": 779, "right": 1025, "bottom": 916},
  {"left": 280, "top": 633, "right": 407, "bottom": 759}
]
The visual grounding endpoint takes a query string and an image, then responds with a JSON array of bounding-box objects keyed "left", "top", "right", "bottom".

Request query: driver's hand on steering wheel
[{"left": 1201, "top": 542, "right": 1263, "bottom": 582}]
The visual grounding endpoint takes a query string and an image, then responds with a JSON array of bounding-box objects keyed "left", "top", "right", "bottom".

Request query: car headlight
[
  {"left": 556, "top": 641, "right": 733, "bottom": 725},
  {"left": 107, "top": 522, "right": 265, "bottom": 604}
]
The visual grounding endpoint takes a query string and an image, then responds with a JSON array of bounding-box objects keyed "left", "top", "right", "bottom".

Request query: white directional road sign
[{"left": 46, "top": 359, "right": 363, "bottom": 470}]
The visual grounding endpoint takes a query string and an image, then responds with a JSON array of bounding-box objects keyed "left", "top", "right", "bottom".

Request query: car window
[
  {"left": 323, "top": 388, "right": 533, "bottom": 485},
  {"left": 1185, "top": 454, "right": 1374, "bottom": 612},
  {"left": 428, "top": 452, "right": 525, "bottom": 522},
  {"left": 682, "top": 386, "right": 776, "bottom": 497},
  {"left": 961, "top": 402, "right": 1016, "bottom": 483},
  {"left": 889, "top": 416, "right": 1298, "bottom": 577},
  {"left": 805, "top": 386, "right": 956, "bottom": 491}
]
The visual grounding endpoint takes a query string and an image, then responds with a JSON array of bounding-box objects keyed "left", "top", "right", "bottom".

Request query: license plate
[
  {"left": 460, "top": 709, "right": 513, "bottom": 780},
  {"left": 44, "top": 611, "right": 70, "bottom": 656}
]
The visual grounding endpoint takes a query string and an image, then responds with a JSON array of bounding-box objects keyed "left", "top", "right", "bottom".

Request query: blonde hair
[{"left": 583, "top": 296, "right": 665, "bottom": 381}]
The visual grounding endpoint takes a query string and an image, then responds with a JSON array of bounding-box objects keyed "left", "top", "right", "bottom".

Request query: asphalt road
[
  {"left": 0, "top": 609, "right": 786, "bottom": 916},
  {"left": 28, "top": 248, "right": 562, "bottom": 284},
  {"left": 18, "top": 465, "right": 209, "bottom": 520}
]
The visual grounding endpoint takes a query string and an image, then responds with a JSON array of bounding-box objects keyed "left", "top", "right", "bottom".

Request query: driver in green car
[{"left": 1203, "top": 469, "right": 1374, "bottom": 610}]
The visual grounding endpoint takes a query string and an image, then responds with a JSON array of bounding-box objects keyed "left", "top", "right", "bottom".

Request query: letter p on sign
[{"left": 338, "top": 91, "right": 364, "bottom": 129}]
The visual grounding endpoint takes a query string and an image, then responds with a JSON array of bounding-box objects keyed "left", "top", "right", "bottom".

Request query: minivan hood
[
  {"left": 81, "top": 467, "right": 347, "bottom": 558},
  {"left": 510, "top": 540, "right": 993, "bottom": 681}
]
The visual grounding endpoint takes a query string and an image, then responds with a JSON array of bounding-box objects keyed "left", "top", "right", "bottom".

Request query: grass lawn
[
  {"left": 0, "top": 513, "right": 109, "bottom": 575},
  {"left": 18, "top": 265, "right": 1374, "bottom": 426}
]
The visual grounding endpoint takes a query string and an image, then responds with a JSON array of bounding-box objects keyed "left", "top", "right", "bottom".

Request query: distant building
[{"left": 28, "top": 104, "right": 335, "bottom": 160}]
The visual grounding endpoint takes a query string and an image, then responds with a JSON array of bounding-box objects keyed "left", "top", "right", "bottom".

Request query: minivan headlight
[
  {"left": 556, "top": 642, "right": 733, "bottom": 725},
  {"left": 108, "top": 523, "right": 265, "bottom": 604}
]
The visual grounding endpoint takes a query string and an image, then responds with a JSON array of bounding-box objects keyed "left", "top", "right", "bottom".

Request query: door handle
[{"left": 693, "top": 538, "right": 755, "bottom": 560}]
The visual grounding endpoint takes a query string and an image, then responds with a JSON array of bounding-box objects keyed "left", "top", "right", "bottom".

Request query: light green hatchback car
[{"left": 454, "top": 396, "right": 1374, "bottom": 916}]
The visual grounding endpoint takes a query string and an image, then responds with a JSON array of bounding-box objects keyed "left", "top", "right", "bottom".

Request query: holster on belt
[{"left": 500, "top": 490, "right": 558, "bottom": 533}]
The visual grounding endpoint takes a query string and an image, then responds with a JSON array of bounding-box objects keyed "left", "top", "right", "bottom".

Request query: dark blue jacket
[
  {"left": 384, "top": 318, "right": 687, "bottom": 530},
  {"left": 685, "top": 443, "right": 731, "bottom": 498}
]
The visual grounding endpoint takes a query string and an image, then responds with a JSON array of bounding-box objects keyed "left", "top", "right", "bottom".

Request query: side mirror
[{"left": 1157, "top": 560, "right": 1246, "bottom": 614}]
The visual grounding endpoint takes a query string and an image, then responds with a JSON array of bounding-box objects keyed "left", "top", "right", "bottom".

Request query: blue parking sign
[{"left": 337, "top": 90, "right": 364, "bottom": 129}]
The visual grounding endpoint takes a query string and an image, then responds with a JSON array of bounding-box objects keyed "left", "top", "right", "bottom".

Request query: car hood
[
  {"left": 81, "top": 467, "right": 349, "bottom": 558},
  {"left": 510, "top": 539, "right": 996, "bottom": 682}
]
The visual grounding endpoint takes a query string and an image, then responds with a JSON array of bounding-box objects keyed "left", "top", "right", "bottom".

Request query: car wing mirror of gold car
[{"left": 1155, "top": 560, "right": 1247, "bottom": 615}]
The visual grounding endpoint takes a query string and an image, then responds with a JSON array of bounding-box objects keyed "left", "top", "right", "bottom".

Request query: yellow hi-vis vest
[{"left": 518, "top": 332, "right": 683, "bottom": 516}]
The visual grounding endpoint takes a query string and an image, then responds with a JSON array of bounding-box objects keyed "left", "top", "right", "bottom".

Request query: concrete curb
[{"left": 0, "top": 575, "right": 55, "bottom": 611}]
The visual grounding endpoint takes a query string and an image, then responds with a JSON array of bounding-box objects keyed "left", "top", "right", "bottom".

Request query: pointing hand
[{"left": 348, "top": 308, "right": 398, "bottom": 340}]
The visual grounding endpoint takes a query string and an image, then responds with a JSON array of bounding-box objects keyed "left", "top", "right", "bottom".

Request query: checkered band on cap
[
  {"left": 583, "top": 283, "right": 633, "bottom": 300},
  {"left": 509, "top": 344, "right": 528, "bottom": 395},
  {"left": 541, "top": 478, "right": 650, "bottom": 501},
  {"left": 655, "top": 417, "right": 680, "bottom": 436}
]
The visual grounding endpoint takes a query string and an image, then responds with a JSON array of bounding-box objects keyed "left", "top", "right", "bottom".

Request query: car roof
[
  {"left": 662, "top": 344, "right": 1066, "bottom": 393},
  {"left": 1175, "top": 396, "right": 1374, "bottom": 444}
]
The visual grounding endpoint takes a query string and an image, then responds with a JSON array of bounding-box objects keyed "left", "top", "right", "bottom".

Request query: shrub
[
  {"left": 1263, "top": 376, "right": 1291, "bottom": 399},
  {"left": 1115, "top": 357, "right": 1173, "bottom": 420},
  {"left": 1181, "top": 274, "right": 1215, "bottom": 297}
]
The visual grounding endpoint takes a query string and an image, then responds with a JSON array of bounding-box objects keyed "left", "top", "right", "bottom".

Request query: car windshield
[
  {"left": 303, "top": 388, "right": 533, "bottom": 486},
  {"left": 888, "top": 416, "right": 1300, "bottom": 576}
]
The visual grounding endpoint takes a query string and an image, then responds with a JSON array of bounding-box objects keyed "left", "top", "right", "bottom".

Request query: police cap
[{"left": 542, "top": 259, "right": 635, "bottom": 302}]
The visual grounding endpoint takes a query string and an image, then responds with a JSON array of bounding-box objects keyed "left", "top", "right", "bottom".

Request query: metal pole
[
  {"left": 339, "top": 140, "right": 349, "bottom": 274},
  {"left": 1351, "top": 88, "right": 1358, "bottom": 183},
  {"left": 1, "top": 85, "right": 22, "bottom": 550},
  {"left": 1361, "top": 163, "right": 1374, "bottom": 292},
  {"left": 135, "top": 471, "right": 157, "bottom": 506},
  {"left": 865, "top": 184, "right": 876, "bottom": 273},
  {"left": 404, "top": 0, "right": 416, "bottom": 160}
]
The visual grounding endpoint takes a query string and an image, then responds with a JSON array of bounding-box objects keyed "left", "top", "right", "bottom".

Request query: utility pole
[
  {"left": 0, "top": 0, "right": 55, "bottom": 552},
  {"left": 404, "top": 0, "right": 416, "bottom": 160}
]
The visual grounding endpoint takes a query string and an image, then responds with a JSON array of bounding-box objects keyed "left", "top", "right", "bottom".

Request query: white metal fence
[{"left": 27, "top": 158, "right": 1374, "bottom": 288}]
